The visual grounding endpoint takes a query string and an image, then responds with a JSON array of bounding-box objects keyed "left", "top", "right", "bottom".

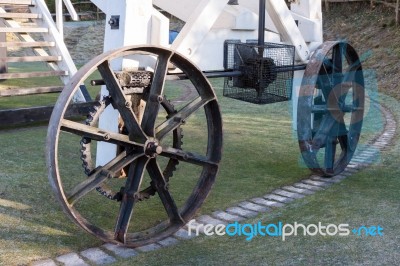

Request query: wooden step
[
  {"left": 0, "top": 0, "right": 34, "bottom": 5},
  {"left": 0, "top": 56, "right": 62, "bottom": 63},
  {"left": 0, "top": 27, "right": 48, "bottom": 33},
  {"left": 0, "top": 70, "right": 68, "bottom": 79},
  {"left": 0, "top": 12, "right": 41, "bottom": 19},
  {"left": 0, "top": 41, "right": 55, "bottom": 48},
  {"left": 0, "top": 86, "right": 63, "bottom": 97}
]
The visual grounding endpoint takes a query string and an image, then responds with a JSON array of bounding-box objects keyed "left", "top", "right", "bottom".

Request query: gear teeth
[
  {"left": 83, "top": 168, "right": 91, "bottom": 175},
  {"left": 80, "top": 94, "right": 182, "bottom": 202},
  {"left": 167, "top": 99, "right": 175, "bottom": 109},
  {"left": 86, "top": 117, "right": 94, "bottom": 124}
]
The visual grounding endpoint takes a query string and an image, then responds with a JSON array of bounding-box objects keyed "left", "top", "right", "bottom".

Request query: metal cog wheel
[{"left": 80, "top": 95, "right": 183, "bottom": 201}]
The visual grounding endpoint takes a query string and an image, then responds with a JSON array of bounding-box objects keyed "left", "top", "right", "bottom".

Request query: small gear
[{"left": 80, "top": 95, "right": 183, "bottom": 201}]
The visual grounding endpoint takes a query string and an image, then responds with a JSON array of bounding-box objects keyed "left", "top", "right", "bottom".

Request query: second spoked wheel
[
  {"left": 47, "top": 46, "right": 222, "bottom": 247},
  {"left": 297, "top": 41, "right": 365, "bottom": 176}
]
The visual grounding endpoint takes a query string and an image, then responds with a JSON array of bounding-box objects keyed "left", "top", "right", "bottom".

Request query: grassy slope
[{"left": 323, "top": 2, "right": 400, "bottom": 100}]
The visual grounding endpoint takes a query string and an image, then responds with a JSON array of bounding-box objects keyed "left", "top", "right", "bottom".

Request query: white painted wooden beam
[
  {"left": 95, "top": 0, "right": 169, "bottom": 167},
  {"left": 171, "top": 0, "right": 229, "bottom": 58},
  {"left": 290, "top": 0, "right": 322, "bottom": 19},
  {"left": 153, "top": 0, "right": 197, "bottom": 22},
  {"left": 55, "top": 0, "right": 79, "bottom": 38},
  {"left": 63, "top": 0, "right": 79, "bottom": 21},
  {"left": 153, "top": 0, "right": 261, "bottom": 31},
  {"left": 151, "top": 8, "right": 169, "bottom": 46},
  {"left": 55, "top": 0, "right": 63, "bottom": 37},
  {"left": 291, "top": 12, "right": 323, "bottom": 43},
  {"left": 90, "top": 0, "right": 107, "bottom": 13},
  {"left": 266, "top": 0, "right": 310, "bottom": 62}
]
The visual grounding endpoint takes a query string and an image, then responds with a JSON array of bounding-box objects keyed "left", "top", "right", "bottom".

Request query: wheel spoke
[
  {"left": 332, "top": 44, "right": 346, "bottom": 106},
  {"left": 323, "top": 112, "right": 348, "bottom": 172},
  {"left": 60, "top": 119, "right": 143, "bottom": 149},
  {"left": 342, "top": 68, "right": 356, "bottom": 83},
  {"left": 146, "top": 159, "right": 184, "bottom": 224},
  {"left": 311, "top": 104, "right": 328, "bottom": 114},
  {"left": 162, "top": 148, "right": 216, "bottom": 167},
  {"left": 141, "top": 51, "right": 173, "bottom": 137},
  {"left": 156, "top": 96, "right": 214, "bottom": 140},
  {"left": 115, "top": 156, "right": 149, "bottom": 243},
  {"left": 337, "top": 114, "right": 351, "bottom": 152},
  {"left": 317, "top": 63, "right": 333, "bottom": 100},
  {"left": 340, "top": 72, "right": 363, "bottom": 111},
  {"left": 324, "top": 136, "right": 337, "bottom": 173},
  {"left": 67, "top": 152, "right": 143, "bottom": 205},
  {"left": 311, "top": 115, "right": 337, "bottom": 150},
  {"left": 336, "top": 134, "right": 351, "bottom": 167},
  {"left": 311, "top": 104, "right": 361, "bottom": 114},
  {"left": 338, "top": 134, "right": 348, "bottom": 151},
  {"left": 160, "top": 146, "right": 218, "bottom": 167},
  {"left": 97, "top": 60, "right": 147, "bottom": 142},
  {"left": 332, "top": 44, "right": 343, "bottom": 75}
]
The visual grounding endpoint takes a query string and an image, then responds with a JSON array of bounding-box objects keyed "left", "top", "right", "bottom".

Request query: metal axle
[{"left": 90, "top": 64, "right": 307, "bottom": 85}]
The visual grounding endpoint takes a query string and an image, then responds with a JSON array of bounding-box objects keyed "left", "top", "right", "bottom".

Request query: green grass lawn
[
  {"left": 109, "top": 94, "right": 400, "bottom": 265},
  {"left": 0, "top": 62, "right": 63, "bottom": 110},
  {"left": 0, "top": 62, "right": 100, "bottom": 111},
  {"left": 111, "top": 164, "right": 400, "bottom": 265},
  {"left": 0, "top": 76, "right": 396, "bottom": 265}
]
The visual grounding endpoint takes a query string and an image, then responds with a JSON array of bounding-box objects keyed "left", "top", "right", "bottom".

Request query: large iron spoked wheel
[
  {"left": 46, "top": 45, "right": 223, "bottom": 247},
  {"left": 297, "top": 41, "right": 364, "bottom": 176}
]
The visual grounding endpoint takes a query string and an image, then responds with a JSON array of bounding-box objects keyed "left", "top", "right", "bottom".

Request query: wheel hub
[{"left": 144, "top": 140, "right": 162, "bottom": 158}]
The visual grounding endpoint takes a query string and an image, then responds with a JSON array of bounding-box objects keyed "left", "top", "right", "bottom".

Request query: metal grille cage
[{"left": 223, "top": 40, "right": 295, "bottom": 104}]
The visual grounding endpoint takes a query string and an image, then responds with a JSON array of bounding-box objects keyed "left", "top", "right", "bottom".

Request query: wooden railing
[
  {"left": 51, "top": 1, "right": 104, "bottom": 22},
  {"left": 55, "top": 0, "right": 78, "bottom": 38},
  {"left": 72, "top": 1, "right": 104, "bottom": 20}
]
